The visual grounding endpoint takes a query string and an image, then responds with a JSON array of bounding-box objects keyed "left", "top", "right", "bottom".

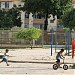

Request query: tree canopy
[
  {"left": 0, "top": 9, "right": 13, "bottom": 28},
  {"left": 17, "top": 27, "right": 41, "bottom": 40},
  {"left": 0, "top": 6, "right": 21, "bottom": 29},
  {"left": 22, "top": 0, "right": 73, "bottom": 30},
  {"left": 62, "top": 8, "right": 75, "bottom": 30},
  {"left": 9, "top": 6, "right": 22, "bottom": 27},
  {"left": 16, "top": 27, "right": 42, "bottom": 48}
]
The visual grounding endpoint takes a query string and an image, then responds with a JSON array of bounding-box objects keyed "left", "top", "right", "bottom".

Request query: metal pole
[
  {"left": 66, "top": 31, "right": 68, "bottom": 54},
  {"left": 51, "top": 28, "right": 54, "bottom": 56},
  {"left": 66, "top": 28, "right": 70, "bottom": 56},
  {"left": 42, "top": 18, "right": 44, "bottom": 48},
  {"left": 67, "top": 28, "right": 70, "bottom": 56},
  {"left": 42, "top": 27, "right": 44, "bottom": 48},
  {"left": 55, "top": 31, "right": 58, "bottom": 53}
]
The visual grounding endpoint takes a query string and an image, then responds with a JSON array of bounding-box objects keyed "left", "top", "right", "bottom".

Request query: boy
[
  {"left": 0, "top": 49, "right": 9, "bottom": 66},
  {"left": 56, "top": 48, "right": 65, "bottom": 67}
]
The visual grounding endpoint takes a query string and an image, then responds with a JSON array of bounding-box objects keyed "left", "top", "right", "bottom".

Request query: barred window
[{"left": 5, "top": 2, "right": 9, "bottom": 8}]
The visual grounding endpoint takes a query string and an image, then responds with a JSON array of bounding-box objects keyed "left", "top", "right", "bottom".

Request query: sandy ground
[{"left": 0, "top": 48, "right": 75, "bottom": 75}]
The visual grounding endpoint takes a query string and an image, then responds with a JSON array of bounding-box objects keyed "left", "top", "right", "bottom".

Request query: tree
[
  {"left": 8, "top": 5, "right": 22, "bottom": 27},
  {"left": 16, "top": 27, "right": 42, "bottom": 49},
  {"left": 0, "top": 5, "right": 21, "bottom": 28},
  {"left": 0, "top": 9, "right": 13, "bottom": 28},
  {"left": 62, "top": 8, "right": 75, "bottom": 30},
  {"left": 21, "top": 0, "right": 73, "bottom": 30},
  {"left": 56, "top": 0, "right": 73, "bottom": 19}
]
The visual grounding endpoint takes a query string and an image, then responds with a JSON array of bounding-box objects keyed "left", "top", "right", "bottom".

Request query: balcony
[{"left": 33, "top": 19, "right": 44, "bottom": 24}]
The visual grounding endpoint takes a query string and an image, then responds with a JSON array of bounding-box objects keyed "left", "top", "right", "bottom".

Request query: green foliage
[
  {"left": 9, "top": 6, "right": 21, "bottom": 27},
  {"left": 0, "top": 6, "right": 21, "bottom": 28},
  {"left": 0, "top": 10, "right": 13, "bottom": 28},
  {"left": 63, "top": 28, "right": 68, "bottom": 32},
  {"left": 22, "top": 0, "right": 73, "bottom": 30},
  {"left": 16, "top": 27, "right": 42, "bottom": 41},
  {"left": 62, "top": 8, "right": 75, "bottom": 30},
  {"left": 23, "top": 0, "right": 59, "bottom": 14},
  {"left": 57, "top": 0, "right": 73, "bottom": 19}
]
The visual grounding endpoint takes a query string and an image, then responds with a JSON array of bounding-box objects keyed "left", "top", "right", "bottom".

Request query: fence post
[
  {"left": 67, "top": 28, "right": 70, "bottom": 56},
  {"left": 66, "top": 28, "right": 70, "bottom": 56},
  {"left": 50, "top": 28, "right": 54, "bottom": 56},
  {"left": 55, "top": 31, "right": 58, "bottom": 53}
]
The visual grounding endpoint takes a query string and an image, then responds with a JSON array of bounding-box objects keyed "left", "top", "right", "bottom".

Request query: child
[
  {"left": 0, "top": 49, "right": 9, "bottom": 66},
  {"left": 56, "top": 49, "right": 65, "bottom": 67}
]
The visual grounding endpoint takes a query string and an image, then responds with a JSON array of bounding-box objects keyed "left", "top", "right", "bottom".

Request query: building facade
[
  {"left": 21, "top": 9, "right": 57, "bottom": 30},
  {"left": 0, "top": 0, "right": 13, "bottom": 9},
  {"left": 0, "top": 0, "right": 74, "bottom": 30},
  {"left": 0, "top": 0, "right": 58, "bottom": 30},
  {"left": 15, "top": 0, "right": 57, "bottom": 30}
]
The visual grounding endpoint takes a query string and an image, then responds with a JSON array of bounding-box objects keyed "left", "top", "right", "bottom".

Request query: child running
[
  {"left": 0, "top": 49, "right": 9, "bottom": 66},
  {"left": 56, "top": 48, "right": 65, "bottom": 68}
]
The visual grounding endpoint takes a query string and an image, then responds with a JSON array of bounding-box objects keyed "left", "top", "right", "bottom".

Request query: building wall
[
  {"left": 48, "top": 15, "right": 57, "bottom": 30},
  {"left": 0, "top": 0, "right": 23, "bottom": 9},
  {"left": 13, "top": 0, "right": 21, "bottom": 6},
  {"left": 22, "top": 11, "right": 57, "bottom": 30},
  {"left": 1, "top": 2, "right": 13, "bottom": 8}
]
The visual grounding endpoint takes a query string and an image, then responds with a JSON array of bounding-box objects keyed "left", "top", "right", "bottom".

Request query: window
[
  {"left": 50, "top": 20, "right": 54, "bottom": 23},
  {"left": 37, "top": 15, "right": 41, "bottom": 19},
  {"left": 33, "top": 14, "right": 41, "bottom": 19},
  {"left": 5, "top": 2, "right": 9, "bottom": 8},
  {"left": 33, "top": 14, "right": 37, "bottom": 19},
  {"left": 33, "top": 24, "right": 40, "bottom": 29},
  {"left": 24, "top": 23, "right": 29, "bottom": 28},
  {"left": 25, "top": 12, "right": 29, "bottom": 18}
]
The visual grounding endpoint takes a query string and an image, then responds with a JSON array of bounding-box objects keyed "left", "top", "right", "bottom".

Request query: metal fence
[
  {"left": 0, "top": 29, "right": 42, "bottom": 48},
  {"left": 0, "top": 29, "right": 73, "bottom": 48}
]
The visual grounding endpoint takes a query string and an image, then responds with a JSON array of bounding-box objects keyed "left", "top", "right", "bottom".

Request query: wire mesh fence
[{"left": 0, "top": 29, "right": 73, "bottom": 48}]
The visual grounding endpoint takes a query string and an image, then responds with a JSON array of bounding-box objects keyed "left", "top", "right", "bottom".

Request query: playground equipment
[
  {"left": 53, "top": 58, "right": 68, "bottom": 70},
  {"left": 50, "top": 28, "right": 71, "bottom": 56},
  {"left": 72, "top": 39, "right": 75, "bottom": 58}
]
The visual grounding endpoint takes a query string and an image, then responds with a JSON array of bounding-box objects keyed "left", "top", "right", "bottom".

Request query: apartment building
[
  {"left": 13, "top": 0, "right": 24, "bottom": 7},
  {"left": 21, "top": 9, "right": 57, "bottom": 30},
  {"left": 0, "top": 0, "right": 13, "bottom": 9},
  {"left": 0, "top": 0, "right": 58, "bottom": 30},
  {"left": 0, "top": 0, "right": 74, "bottom": 30},
  {"left": 13, "top": 0, "right": 58, "bottom": 30}
]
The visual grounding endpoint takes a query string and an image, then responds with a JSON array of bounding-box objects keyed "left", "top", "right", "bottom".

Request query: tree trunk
[
  {"left": 30, "top": 41, "right": 32, "bottom": 49},
  {"left": 44, "top": 11, "right": 48, "bottom": 30}
]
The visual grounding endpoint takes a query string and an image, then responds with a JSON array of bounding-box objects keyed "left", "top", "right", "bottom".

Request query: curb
[{"left": 8, "top": 60, "right": 73, "bottom": 64}]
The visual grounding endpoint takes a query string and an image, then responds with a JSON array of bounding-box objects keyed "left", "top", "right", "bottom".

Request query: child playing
[
  {"left": 0, "top": 49, "right": 9, "bottom": 66},
  {"left": 56, "top": 48, "right": 65, "bottom": 67}
]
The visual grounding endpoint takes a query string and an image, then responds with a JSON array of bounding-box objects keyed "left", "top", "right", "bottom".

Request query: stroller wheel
[
  {"left": 53, "top": 64, "right": 58, "bottom": 70},
  {"left": 63, "top": 64, "right": 68, "bottom": 70}
]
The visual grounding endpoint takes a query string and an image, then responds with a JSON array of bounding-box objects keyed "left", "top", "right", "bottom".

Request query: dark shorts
[
  {"left": 2, "top": 58, "right": 8, "bottom": 62},
  {"left": 56, "top": 59, "right": 60, "bottom": 63}
]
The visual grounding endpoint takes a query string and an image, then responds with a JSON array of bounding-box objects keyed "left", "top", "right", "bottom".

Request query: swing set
[{"left": 50, "top": 28, "right": 71, "bottom": 56}]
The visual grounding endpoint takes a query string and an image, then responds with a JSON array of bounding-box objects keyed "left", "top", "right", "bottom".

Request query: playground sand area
[{"left": 0, "top": 48, "right": 75, "bottom": 75}]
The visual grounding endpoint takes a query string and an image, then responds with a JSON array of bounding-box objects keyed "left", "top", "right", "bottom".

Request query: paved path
[
  {"left": 0, "top": 63, "right": 75, "bottom": 75},
  {"left": 0, "top": 48, "right": 75, "bottom": 75}
]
